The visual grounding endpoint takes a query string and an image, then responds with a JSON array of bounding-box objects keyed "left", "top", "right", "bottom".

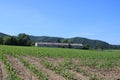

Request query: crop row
[
  {"left": 0, "top": 53, "right": 20, "bottom": 80},
  {"left": 0, "top": 45, "right": 119, "bottom": 80}
]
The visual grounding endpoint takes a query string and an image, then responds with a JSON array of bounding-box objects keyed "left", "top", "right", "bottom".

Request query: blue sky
[{"left": 0, "top": 0, "right": 120, "bottom": 44}]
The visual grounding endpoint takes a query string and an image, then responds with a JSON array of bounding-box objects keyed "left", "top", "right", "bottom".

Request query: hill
[
  {"left": 0, "top": 32, "right": 9, "bottom": 37},
  {"left": 0, "top": 32, "right": 120, "bottom": 49},
  {"left": 29, "top": 35, "right": 64, "bottom": 42},
  {"left": 30, "top": 36, "right": 110, "bottom": 49}
]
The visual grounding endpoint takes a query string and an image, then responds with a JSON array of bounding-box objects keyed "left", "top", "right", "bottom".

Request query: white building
[{"left": 35, "top": 42, "right": 83, "bottom": 49}]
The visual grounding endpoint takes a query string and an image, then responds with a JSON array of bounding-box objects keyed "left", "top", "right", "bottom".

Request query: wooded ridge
[{"left": 0, "top": 32, "right": 120, "bottom": 49}]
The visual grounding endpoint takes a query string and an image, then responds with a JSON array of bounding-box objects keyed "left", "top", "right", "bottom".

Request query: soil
[
  {"left": 24, "top": 56, "right": 66, "bottom": 80},
  {"left": 73, "top": 59, "right": 120, "bottom": 80},
  {"left": 45, "top": 57, "right": 90, "bottom": 80},
  {"left": 5, "top": 55, "right": 39, "bottom": 80},
  {"left": 44, "top": 57, "right": 64, "bottom": 66},
  {"left": 45, "top": 57, "right": 120, "bottom": 80},
  {"left": 99, "top": 67, "right": 120, "bottom": 80},
  {"left": 69, "top": 70, "right": 89, "bottom": 80},
  {"left": 0, "top": 60, "right": 8, "bottom": 80},
  {"left": 1, "top": 55, "right": 119, "bottom": 80}
]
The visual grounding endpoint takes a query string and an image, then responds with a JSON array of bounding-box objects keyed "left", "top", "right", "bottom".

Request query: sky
[{"left": 0, "top": 0, "right": 120, "bottom": 45}]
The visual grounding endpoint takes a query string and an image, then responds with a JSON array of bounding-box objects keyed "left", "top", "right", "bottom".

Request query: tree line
[
  {"left": 1, "top": 33, "right": 119, "bottom": 49},
  {"left": 0, "top": 33, "right": 31, "bottom": 46}
]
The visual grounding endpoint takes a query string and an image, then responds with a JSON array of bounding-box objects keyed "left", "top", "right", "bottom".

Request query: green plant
[
  {"left": 18, "top": 56, "right": 48, "bottom": 80},
  {"left": 0, "top": 53, "right": 20, "bottom": 80}
]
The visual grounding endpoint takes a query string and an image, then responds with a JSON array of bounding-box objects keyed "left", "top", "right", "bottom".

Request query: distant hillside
[
  {"left": 0, "top": 32, "right": 119, "bottom": 49},
  {"left": 0, "top": 32, "right": 9, "bottom": 37},
  {"left": 30, "top": 36, "right": 110, "bottom": 49},
  {"left": 29, "top": 35, "right": 64, "bottom": 42},
  {"left": 70, "top": 37, "right": 110, "bottom": 49}
]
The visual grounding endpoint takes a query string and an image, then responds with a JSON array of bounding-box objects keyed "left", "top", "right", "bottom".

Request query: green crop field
[{"left": 0, "top": 45, "right": 120, "bottom": 80}]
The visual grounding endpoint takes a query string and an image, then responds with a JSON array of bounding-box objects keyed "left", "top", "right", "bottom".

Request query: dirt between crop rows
[
  {"left": 44, "top": 57, "right": 64, "bottom": 66},
  {"left": 44, "top": 57, "right": 90, "bottom": 80},
  {"left": 2, "top": 55, "right": 120, "bottom": 80},
  {"left": 0, "top": 60, "right": 8, "bottom": 80},
  {"left": 24, "top": 56, "right": 65, "bottom": 80},
  {"left": 45, "top": 57, "right": 120, "bottom": 80},
  {"left": 83, "top": 66, "right": 120, "bottom": 80},
  {"left": 75, "top": 63, "right": 120, "bottom": 80},
  {"left": 71, "top": 58, "right": 120, "bottom": 80},
  {"left": 5, "top": 55, "right": 39, "bottom": 80}
]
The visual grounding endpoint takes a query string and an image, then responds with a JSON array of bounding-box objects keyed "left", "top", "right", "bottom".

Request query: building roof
[{"left": 35, "top": 42, "right": 83, "bottom": 46}]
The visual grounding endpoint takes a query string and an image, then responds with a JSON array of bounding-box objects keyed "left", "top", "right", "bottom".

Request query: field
[{"left": 0, "top": 45, "right": 120, "bottom": 80}]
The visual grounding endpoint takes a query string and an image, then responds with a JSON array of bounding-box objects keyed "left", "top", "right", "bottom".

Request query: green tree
[
  {"left": 68, "top": 40, "right": 73, "bottom": 48},
  {"left": 83, "top": 44, "right": 89, "bottom": 50},
  {"left": 17, "top": 33, "right": 31, "bottom": 46},
  {"left": 57, "top": 39, "right": 61, "bottom": 43},
  {"left": 61, "top": 39, "right": 69, "bottom": 43},
  {"left": 3, "top": 36, "right": 17, "bottom": 45},
  {"left": 68, "top": 40, "right": 73, "bottom": 44},
  {"left": 3, "top": 36, "right": 12, "bottom": 45},
  {"left": 11, "top": 36, "right": 17, "bottom": 45},
  {"left": 0, "top": 36, "right": 3, "bottom": 44}
]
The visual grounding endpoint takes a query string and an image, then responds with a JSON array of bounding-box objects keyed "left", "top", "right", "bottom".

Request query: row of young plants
[
  {"left": 60, "top": 58, "right": 105, "bottom": 80},
  {"left": 0, "top": 53, "right": 20, "bottom": 80},
  {"left": 71, "top": 58, "right": 117, "bottom": 70},
  {"left": 40, "top": 58, "right": 77, "bottom": 80},
  {"left": 16, "top": 55, "right": 49, "bottom": 80},
  {"left": 41, "top": 57, "right": 105, "bottom": 80},
  {"left": 1, "top": 45, "right": 120, "bottom": 59},
  {"left": 0, "top": 45, "right": 120, "bottom": 80},
  {"left": 0, "top": 53, "right": 107, "bottom": 80},
  {"left": 0, "top": 53, "right": 49, "bottom": 80}
]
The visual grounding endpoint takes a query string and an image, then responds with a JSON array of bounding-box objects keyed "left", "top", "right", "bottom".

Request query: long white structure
[{"left": 35, "top": 42, "right": 83, "bottom": 48}]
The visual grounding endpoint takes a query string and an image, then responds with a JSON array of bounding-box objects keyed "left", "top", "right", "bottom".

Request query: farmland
[{"left": 0, "top": 45, "right": 120, "bottom": 80}]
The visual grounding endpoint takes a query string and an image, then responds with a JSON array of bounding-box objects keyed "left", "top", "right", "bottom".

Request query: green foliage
[
  {"left": 110, "top": 45, "right": 120, "bottom": 49},
  {"left": 0, "top": 45, "right": 120, "bottom": 68},
  {"left": 3, "top": 36, "right": 10, "bottom": 45},
  {"left": 2, "top": 33, "right": 31, "bottom": 46},
  {"left": 18, "top": 56, "right": 48, "bottom": 80},
  {"left": 17, "top": 33, "right": 31, "bottom": 46},
  {"left": 1, "top": 32, "right": 120, "bottom": 49},
  {"left": 0, "top": 36, "right": 3, "bottom": 44},
  {"left": 0, "top": 53, "right": 20, "bottom": 80},
  {"left": 40, "top": 59, "right": 76, "bottom": 80},
  {"left": 0, "top": 32, "right": 9, "bottom": 37},
  {"left": 83, "top": 44, "right": 89, "bottom": 50},
  {"left": 30, "top": 36, "right": 110, "bottom": 49},
  {"left": 3, "top": 36, "right": 17, "bottom": 45},
  {"left": 0, "top": 45, "right": 120, "bottom": 79}
]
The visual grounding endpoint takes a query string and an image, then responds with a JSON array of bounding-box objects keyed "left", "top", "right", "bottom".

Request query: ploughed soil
[
  {"left": 81, "top": 66, "right": 120, "bottom": 80},
  {"left": 73, "top": 59, "right": 120, "bottom": 80},
  {"left": 24, "top": 56, "right": 65, "bottom": 80},
  {"left": 44, "top": 57, "right": 89, "bottom": 80},
  {"left": 45, "top": 57, "right": 120, "bottom": 80},
  {"left": 44, "top": 57, "right": 64, "bottom": 66},
  {"left": 1, "top": 55, "right": 120, "bottom": 80},
  {"left": 5, "top": 55, "right": 39, "bottom": 80},
  {"left": 0, "top": 60, "right": 8, "bottom": 80}
]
